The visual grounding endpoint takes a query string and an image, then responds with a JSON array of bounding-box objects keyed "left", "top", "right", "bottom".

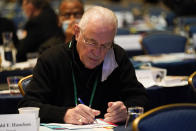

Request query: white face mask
[
  {"left": 62, "top": 20, "right": 70, "bottom": 32},
  {"left": 62, "top": 19, "right": 81, "bottom": 32}
]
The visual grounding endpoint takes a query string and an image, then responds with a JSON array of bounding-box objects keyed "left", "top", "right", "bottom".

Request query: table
[
  {"left": 0, "top": 83, "right": 22, "bottom": 114},
  {"left": 39, "top": 125, "right": 130, "bottom": 131},
  {"left": 1, "top": 84, "right": 195, "bottom": 131},
  {"left": 151, "top": 59, "right": 196, "bottom": 76},
  {"left": 0, "top": 69, "right": 33, "bottom": 84},
  {"left": 146, "top": 85, "right": 196, "bottom": 111},
  {"left": 0, "top": 94, "right": 22, "bottom": 114},
  {"left": 1, "top": 84, "right": 195, "bottom": 115},
  {"left": 132, "top": 53, "right": 196, "bottom": 76}
]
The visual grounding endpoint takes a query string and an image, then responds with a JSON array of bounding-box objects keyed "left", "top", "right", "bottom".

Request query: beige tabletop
[{"left": 0, "top": 83, "right": 8, "bottom": 91}]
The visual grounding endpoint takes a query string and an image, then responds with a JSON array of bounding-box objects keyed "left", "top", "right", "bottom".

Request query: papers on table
[
  {"left": 133, "top": 53, "right": 196, "bottom": 63},
  {"left": 12, "top": 58, "right": 37, "bottom": 70},
  {"left": 0, "top": 89, "right": 10, "bottom": 94},
  {"left": 158, "top": 76, "right": 188, "bottom": 87},
  {"left": 41, "top": 119, "right": 117, "bottom": 130},
  {"left": 114, "top": 35, "right": 142, "bottom": 50},
  {"left": 136, "top": 70, "right": 156, "bottom": 88},
  {"left": 136, "top": 69, "right": 188, "bottom": 88}
]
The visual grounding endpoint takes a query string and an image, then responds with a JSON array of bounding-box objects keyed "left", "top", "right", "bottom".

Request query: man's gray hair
[{"left": 78, "top": 6, "right": 118, "bottom": 34}]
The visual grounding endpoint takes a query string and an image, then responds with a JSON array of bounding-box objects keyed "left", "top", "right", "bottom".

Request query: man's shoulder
[
  {"left": 39, "top": 44, "right": 72, "bottom": 61},
  {"left": 113, "top": 44, "right": 128, "bottom": 61}
]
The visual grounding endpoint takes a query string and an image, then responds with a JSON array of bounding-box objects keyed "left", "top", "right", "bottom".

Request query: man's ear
[{"left": 74, "top": 24, "right": 80, "bottom": 41}]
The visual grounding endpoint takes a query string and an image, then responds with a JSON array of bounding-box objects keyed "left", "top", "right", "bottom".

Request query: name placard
[{"left": 0, "top": 114, "right": 38, "bottom": 131}]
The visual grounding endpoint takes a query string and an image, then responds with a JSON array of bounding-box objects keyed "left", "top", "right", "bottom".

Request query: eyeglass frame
[
  {"left": 60, "top": 12, "right": 83, "bottom": 19},
  {"left": 79, "top": 28, "right": 114, "bottom": 52}
]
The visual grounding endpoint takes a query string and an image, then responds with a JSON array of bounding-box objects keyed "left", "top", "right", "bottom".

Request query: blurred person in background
[
  {"left": 16, "top": 0, "right": 63, "bottom": 62},
  {"left": 58, "top": 0, "right": 84, "bottom": 43},
  {"left": 38, "top": 0, "right": 84, "bottom": 55}
]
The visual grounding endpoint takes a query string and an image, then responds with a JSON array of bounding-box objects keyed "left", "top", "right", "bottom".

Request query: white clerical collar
[{"left": 101, "top": 48, "right": 118, "bottom": 82}]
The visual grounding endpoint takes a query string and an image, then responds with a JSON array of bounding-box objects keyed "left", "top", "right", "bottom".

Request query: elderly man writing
[{"left": 18, "top": 6, "right": 148, "bottom": 124}]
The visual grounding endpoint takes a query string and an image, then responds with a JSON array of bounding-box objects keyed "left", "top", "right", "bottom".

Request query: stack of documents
[{"left": 40, "top": 119, "right": 117, "bottom": 130}]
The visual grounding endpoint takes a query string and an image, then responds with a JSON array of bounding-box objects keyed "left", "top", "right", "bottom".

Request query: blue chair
[
  {"left": 141, "top": 33, "right": 187, "bottom": 54},
  {"left": 132, "top": 103, "right": 196, "bottom": 131},
  {"left": 116, "top": 28, "right": 130, "bottom": 35},
  {"left": 165, "top": 11, "right": 176, "bottom": 27},
  {"left": 188, "top": 25, "right": 196, "bottom": 37},
  {"left": 178, "top": 17, "right": 196, "bottom": 26},
  {"left": 147, "top": 7, "right": 166, "bottom": 17},
  {"left": 18, "top": 74, "right": 33, "bottom": 96},
  {"left": 188, "top": 71, "right": 196, "bottom": 92}
]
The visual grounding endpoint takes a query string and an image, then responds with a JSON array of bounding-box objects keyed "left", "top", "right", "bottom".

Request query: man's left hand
[{"left": 104, "top": 101, "right": 127, "bottom": 123}]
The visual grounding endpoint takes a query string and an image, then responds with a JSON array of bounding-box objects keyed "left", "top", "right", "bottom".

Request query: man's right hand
[{"left": 64, "top": 104, "right": 100, "bottom": 125}]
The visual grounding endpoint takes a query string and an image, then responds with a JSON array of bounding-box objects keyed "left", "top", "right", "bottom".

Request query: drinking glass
[
  {"left": 18, "top": 107, "right": 40, "bottom": 131},
  {"left": 125, "top": 106, "right": 144, "bottom": 128},
  {"left": 7, "top": 76, "right": 22, "bottom": 95}
]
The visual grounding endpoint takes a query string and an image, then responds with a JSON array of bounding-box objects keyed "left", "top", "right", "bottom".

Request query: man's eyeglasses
[
  {"left": 60, "top": 12, "right": 83, "bottom": 19},
  {"left": 80, "top": 30, "right": 113, "bottom": 52}
]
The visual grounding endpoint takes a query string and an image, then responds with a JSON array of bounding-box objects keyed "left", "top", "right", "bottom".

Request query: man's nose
[
  {"left": 70, "top": 14, "right": 76, "bottom": 20},
  {"left": 93, "top": 47, "right": 102, "bottom": 57}
]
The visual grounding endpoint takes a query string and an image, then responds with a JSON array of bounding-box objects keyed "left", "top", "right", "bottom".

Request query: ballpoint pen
[
  {"left": 78, "top": 98, "right": 85, "bottom": 105},
  {"left": 78, "top": 98, "right": 97, "bottom": 123}
]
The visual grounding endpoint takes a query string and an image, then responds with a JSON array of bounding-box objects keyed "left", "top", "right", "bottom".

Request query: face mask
[
  {"left": 62, "top": 20, "right": 70, "bottom": 32},
  {"left": 62, "top": 19, "right": 81, "bottom": 32}
]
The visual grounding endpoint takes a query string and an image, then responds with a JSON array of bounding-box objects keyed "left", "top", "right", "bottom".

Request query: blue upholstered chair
[
  {"left": 178, "top": 17, "right": 196, "bottom": 26},
  {"left": 132, "top": 103, "right": 196, "bottom": 131},
  {"left": 141, "top": 33, "right": 187, "bottom": 54},
  {"left": 188, "top": 71, "right": 196, "bottom": 92},
  {"left": 18, "top": 74, "right": 33, "bottom": 96},
  {"left": 188, "top": 25, "right": 196, "bottom": 37},
  {"left": 116, "top": 28, "right": 130, "bottom": 35}
]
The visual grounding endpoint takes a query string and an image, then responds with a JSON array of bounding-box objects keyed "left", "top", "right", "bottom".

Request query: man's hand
[
  {"left": 64, "top": 104, "right": 100, "bottom": 125},
  {"left": 104, "top": 101, "right": 127, "bottom": 123}
]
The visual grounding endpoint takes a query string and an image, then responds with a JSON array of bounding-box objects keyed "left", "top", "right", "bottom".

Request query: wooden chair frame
[
  {"left": 18, "top": 74, "right": 33, "bottom": 96},
  {"left": 188, "top": 71, "right": 196, "bottom": 90}
]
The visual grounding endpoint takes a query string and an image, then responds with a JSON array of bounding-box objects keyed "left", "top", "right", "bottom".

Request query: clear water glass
[
  {"left": 125, "top": 106, "right": 144, "bottom": 128},
  {"left": 7, "top": 76, "right": 22, "bottom": 95}
]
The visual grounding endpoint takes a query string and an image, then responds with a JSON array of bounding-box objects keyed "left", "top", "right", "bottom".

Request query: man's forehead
[{"left": 60, "top": 2, "right": 83, "bottom": 12}]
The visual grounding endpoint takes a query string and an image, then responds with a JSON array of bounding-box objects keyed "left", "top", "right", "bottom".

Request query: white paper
[
  {"left": 135, "top": 70, "right": 156, "bottom": 88},
  {"left": 114, "top": 35, "right": 142, "bottom": 50},
  {"left": 157, "top": 76, "right": 188, "bottom": 87},
  {"left": 0, "top": 114, "right": 38, "bottom": 131},
  {"left": 41, "top": 119, "right": 116, "bottom": 130},
  {"left": 0, "top": 89, "right": 10, "bottom": 94},
  {"left": 136, "top": 69, "right": 187, "bottom": 88}
]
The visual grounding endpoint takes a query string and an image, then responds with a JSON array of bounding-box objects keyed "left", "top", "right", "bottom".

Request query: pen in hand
[
  {"left": 78, "top": 98, "right": 97, "bottom": 123},
  {"left": 78, "top": 98, "right": 85, "bottom": 105}
]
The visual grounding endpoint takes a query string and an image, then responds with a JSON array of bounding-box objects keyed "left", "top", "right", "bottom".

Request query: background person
[
  {"left": 16, "top": 0, "right": 63, "bottom": 62},
  {"left": 18, "top": 6, "right": 148, "bottom": 124},
  {"left": 58, "top": 0, "right": 84, "bottom": 43},
  {"left": 38, "top": 0, "right": 84, "bottom": 55}
]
